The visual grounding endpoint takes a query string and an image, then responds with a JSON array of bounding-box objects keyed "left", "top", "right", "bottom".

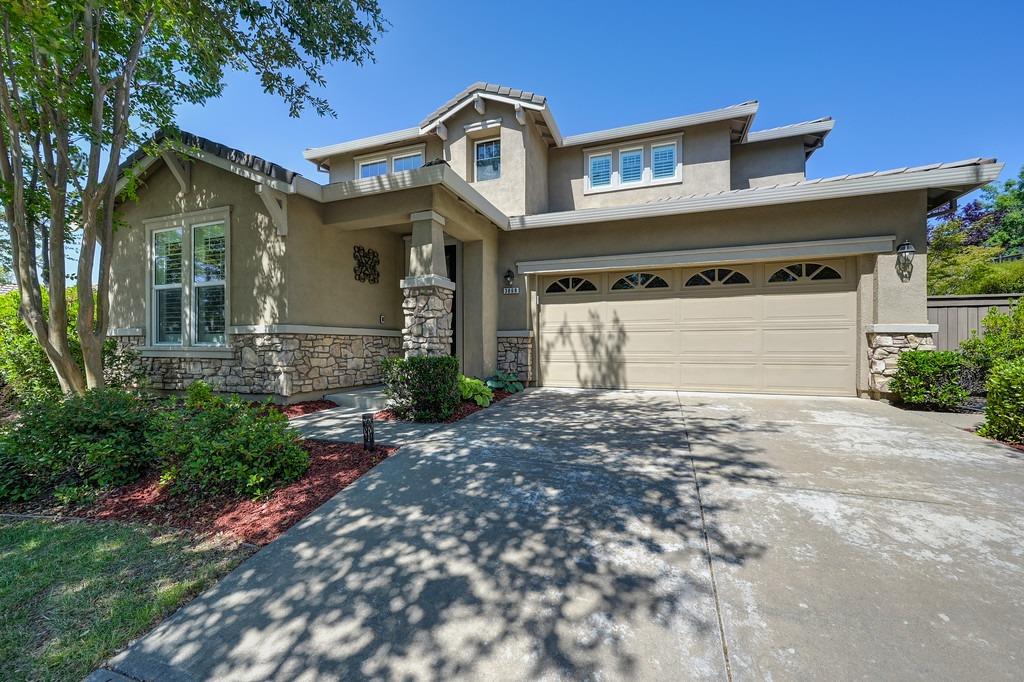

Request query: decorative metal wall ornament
[{"left": 353, "top": 245, "right": 380, "bottom": 284}]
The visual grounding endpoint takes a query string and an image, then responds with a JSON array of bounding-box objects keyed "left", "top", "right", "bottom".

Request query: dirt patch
[
  {"left": 375, "top": 390, "right": 513, "bottom": 424},
  {"left": 76, "top": 440, "right": 395, "bottom": 545}
]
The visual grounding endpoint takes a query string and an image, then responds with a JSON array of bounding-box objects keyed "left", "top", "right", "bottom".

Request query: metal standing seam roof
[{"left": 419, "top": 82, "right": 547, "bottom": 129}]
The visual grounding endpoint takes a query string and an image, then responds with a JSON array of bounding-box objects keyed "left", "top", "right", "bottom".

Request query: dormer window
[{"left": 475, "top": 138, "right": 501, "bottom": 181}]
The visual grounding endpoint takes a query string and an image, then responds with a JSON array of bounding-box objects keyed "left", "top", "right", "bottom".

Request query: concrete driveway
[{"left": 97, "top": 389, "right": 1024, "bottom": 681}]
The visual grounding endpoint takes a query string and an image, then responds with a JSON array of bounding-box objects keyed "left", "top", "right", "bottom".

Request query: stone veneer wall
[
  {"left": 402, "top": 284, "right": 454, "bottom": 356},
  {"left": 497, "top": 335, "right": 533, "bottom": 384},
  {"left": 116, "top": 333, "right": 402, "bottom": 397},
  {"left": 866, "top": 332, "right": 937, "bottom": 395}
]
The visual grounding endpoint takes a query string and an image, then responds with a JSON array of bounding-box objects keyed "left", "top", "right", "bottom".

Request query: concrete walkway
[{"left": 95, "top": 389, "right": 1024, "bottom": 681}]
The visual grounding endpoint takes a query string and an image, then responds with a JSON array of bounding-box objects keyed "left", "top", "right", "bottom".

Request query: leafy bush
[
  {"left": 458, "top": 375, "right": 493, "bottom": 407},
  {"left": 150, "top": 382, "right": 309, "bottom": 499},
  {"left": 888, "top": 350, "right": 969, "bottom": 410},
  {"left": 486, "top": 371, "right": 524, "bottom": 393},
  {"left": 0, "top": 388, "right": 156, "bottom": 502},
  {"left": 978, "top": 359, "right": 1024, "bottom": 443},
  {"left": 960, "top": 299, "right": 1024, "bottom": 382},
  {"left": 380, "top": 355, "right": 460, "bottom": 422},
  {"left": 0, "top": 288, "right": 145, "bottom": 402}
]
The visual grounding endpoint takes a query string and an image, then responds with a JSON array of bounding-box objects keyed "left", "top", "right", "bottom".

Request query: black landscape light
[{"left": 362, "top": 413, "right": 375, "bottom": 450}]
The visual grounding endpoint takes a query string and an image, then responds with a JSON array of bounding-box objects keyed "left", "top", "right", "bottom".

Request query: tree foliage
[
  {"left": 927, "top": 166, "right": 1024, "bottom": 295},
  {"left": 0, "top": 0, "right": 385, "bottom": 395}
]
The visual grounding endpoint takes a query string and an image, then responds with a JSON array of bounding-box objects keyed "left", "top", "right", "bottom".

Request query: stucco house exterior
[{"left": 110, "top": 82, "right": 1002, "bottom": 400}]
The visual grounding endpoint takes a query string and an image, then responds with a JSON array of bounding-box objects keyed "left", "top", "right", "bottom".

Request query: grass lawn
[{"left": 0, "top": 518, "right": 253, "bottom": 681}]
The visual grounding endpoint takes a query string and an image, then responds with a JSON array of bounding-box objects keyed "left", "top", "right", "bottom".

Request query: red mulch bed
[
  {"left": 77, "top": 440, "right": 395, "bottom": 545},
  {"left": 259, "top": 400, "right": 337, "bottom": 419},
  {"left": 374, "top": 389, "right": 512, "bottom": 424}
]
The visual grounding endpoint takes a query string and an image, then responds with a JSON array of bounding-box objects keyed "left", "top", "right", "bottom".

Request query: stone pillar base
[
  {"left": 865, "top": 323, "right": 938, "bottom": 397},
  {"left": 497, "top": 333, "right": 533, "bottom": 383},
  {"left": 401, "top": 276, "right": 455, "bottom": 357}
]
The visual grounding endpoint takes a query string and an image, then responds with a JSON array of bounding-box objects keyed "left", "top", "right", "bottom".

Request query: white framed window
[
  {"left": 359, "top": 158, "right": 388, "bottom": 178},
  {"left": 588, "top": 153, "right": 612, "bottom": 188},
  {"left": 353, "top": 143, "right": 427, "bottom": 179},
  {"left": 146, "top": 207, "right": 230, "bottom": 349},
  {"left": 475, "top": 138, "right": 501, "bottom": 181},
  {"left": 619, "top": 148, "right": 643, "bottom": 184},
  {"left": 651, "top": 142, "right": 678, "bottom": 181},
  {"left": 152, "top": 228, "right": 183, "bottom": 345},
  {"left": 392, "top": 152, "right": 424, "bottom": 173},
  {"left": 582, "top": 134, "right": 683, "bottom": 194}
]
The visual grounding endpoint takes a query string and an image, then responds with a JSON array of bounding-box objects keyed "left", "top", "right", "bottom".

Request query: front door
[{"left": 445, "top": 244, "right": 457, "bottom": 357}]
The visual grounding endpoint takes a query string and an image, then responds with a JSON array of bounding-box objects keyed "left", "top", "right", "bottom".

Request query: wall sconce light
[
  {"left": 895, "top": 240, "right": 916, "bottom": 283},
  {"left": 896, "top": 240, "right": 916, "bottom": 265},
  {"left": 504, "top": 269, "right": 515, "bottom": 287}
]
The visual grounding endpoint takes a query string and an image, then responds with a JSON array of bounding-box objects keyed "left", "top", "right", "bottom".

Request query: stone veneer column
[
  {"left": 865, "top": 323, "right": 938, "bottom": 396},
  {"left": 401, "top": 276, "right": 455, "bottom": 357}
]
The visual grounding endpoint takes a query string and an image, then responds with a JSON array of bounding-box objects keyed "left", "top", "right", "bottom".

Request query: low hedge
[
  {"left": 0, "top": 388, "right": 156, "bottom": 503},
  {"left": 380, "top": 355, "right": 460, "bottom": 422},
  {"left": 978, "top": 358, "right": 1024, "bottom": 443},
  {"left": 887, "top": 350, "right": 968, "bottom": 411}
]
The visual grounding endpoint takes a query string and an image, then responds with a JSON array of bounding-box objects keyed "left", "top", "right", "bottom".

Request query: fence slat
[{"left": 927, "top": 295, "right": 1021, "bottom": 350}]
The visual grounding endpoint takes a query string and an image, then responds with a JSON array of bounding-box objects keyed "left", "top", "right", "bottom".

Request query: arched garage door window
[
  {"left": 611, "top": 272, "right": 670, "bottom": 290},
  {"left": 768, "top": 263, "right": 842, "bottom": 283},
  {"left": 684, "top": 268, "right": 750, "bottom": 287},
  {"left": 545, "top": 276, "right": 598, "bottom": 294}
]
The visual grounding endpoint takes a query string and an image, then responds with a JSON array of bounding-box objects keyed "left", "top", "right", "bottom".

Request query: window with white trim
[
  {"left": 392, "top": 152, "right": 424, "bottom": 173},
  {"left": 475, "top": 138, "right": 501, "bottom": 181},
  {"left": 583, "top": 135, "right": 682, "bottom": 193},
  {"left": 149, "top": 209, "right": 229, "bottom": 348},
  {"left": 589, "top": 153, "right": 612, "bottom": 188},
  {"left": 651, "top": 142, "right": 677, "bottom": 180},
  {"left": 359, "top": 158, "right": 388, "bottom": 178},
  {"left": 619, "top": 148, "right": 643, "bottom": 184}
]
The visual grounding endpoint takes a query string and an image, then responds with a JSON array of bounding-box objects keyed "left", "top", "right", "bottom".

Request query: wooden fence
[{"left": 927, "top": 294, "right": 1020, "bottom": 350}]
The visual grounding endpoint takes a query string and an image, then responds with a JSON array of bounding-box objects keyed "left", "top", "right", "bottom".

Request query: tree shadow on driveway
[{"left": 108, "top": 389, "right": 779, "bottom": 681}]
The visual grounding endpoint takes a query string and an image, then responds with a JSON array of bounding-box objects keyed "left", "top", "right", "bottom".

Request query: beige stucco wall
[
  {"left": 546, "top": 121, "right": 733, "bottom": 213},
  {"left": 112, "top": 159, "right": 405, "bottom": 334},
  {"left": 731, "top": 138, "right": 806, "bottom": 189},
  {"left": 496, "top": 190, "right": 928, "bottom": 327}
]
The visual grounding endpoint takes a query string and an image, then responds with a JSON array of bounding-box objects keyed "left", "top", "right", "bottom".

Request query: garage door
[{"left": 537, "top": 259, "right": 857, "bottom": 396}]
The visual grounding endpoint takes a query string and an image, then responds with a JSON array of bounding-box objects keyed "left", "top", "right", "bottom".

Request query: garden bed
[
  {"left": 3, "top": 440, "right": 395, "bottom": 546},
  {"left": 260, "top": 399, "right": 338, "bottom": 419},
  {"left": 375, "top": 389, "right": 512, "bottom": 424}
]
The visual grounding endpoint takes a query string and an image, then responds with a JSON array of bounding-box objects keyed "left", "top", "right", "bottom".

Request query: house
[{"left": 110, "top": 82, "right": 1002, "bottom": 400}]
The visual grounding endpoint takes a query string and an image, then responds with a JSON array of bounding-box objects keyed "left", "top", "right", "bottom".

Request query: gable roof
[
  {"left": 121, "top": 129, "right": 303, "bottom": 184},
  {"left": 420, "top": 82, "right": 547, "bottom": 129}
]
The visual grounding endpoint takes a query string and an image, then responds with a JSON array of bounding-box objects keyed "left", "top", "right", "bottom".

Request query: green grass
[{"left": 0, "top": 518, "right": 253, "bottom": 681}]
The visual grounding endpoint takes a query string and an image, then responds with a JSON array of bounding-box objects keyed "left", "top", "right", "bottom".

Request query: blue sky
[{"left": 175, "top": 0, "right": 1023, "bottom": 193}]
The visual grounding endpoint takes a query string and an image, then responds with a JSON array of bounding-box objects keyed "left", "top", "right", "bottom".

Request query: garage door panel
[
  {"left": 762, "top": 326, "right": 856, "bottom": 356},
  {"left": 679, "top": 328, "right": 760, "bottom": 354},
  {"left": 538, "top": 262, "right": 857, "bottom": 396}
]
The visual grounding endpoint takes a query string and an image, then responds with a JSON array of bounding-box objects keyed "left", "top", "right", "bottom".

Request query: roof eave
[{"left": 560, "top": 101, "right": 759, "bottom": 148}]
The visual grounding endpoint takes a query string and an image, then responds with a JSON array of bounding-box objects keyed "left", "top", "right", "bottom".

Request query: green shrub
[
  {"left": 485, "top": 371, "right": 524, "bottom": 394},
  {"left": 0, "top": 288, "right": 145, "bottom": 402},
  {"left": 0, "top": 388, "right": 156, "bottom": 502},
  {"left": 458, "top": 375, "right": 493, "bottom": 407},
  {"left": 150, "top": 382, "right": 309, "bottom": 499},
  {"left": 978, "top": 359, "right": 1024, "bottom": 443},
  {"left": 888, "top": 350, "right": 969, "bottom": 410},
  {"left": 960, "top": 299, "right": 1024, "bottom": 382},
  {"left": 380, "top": 355, "right": 460, "bottom": 422}
]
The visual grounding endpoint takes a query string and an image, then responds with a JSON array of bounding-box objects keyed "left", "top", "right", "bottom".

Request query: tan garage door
[{"left": 537, "top": 259, "right": 857, "bottom": 396}]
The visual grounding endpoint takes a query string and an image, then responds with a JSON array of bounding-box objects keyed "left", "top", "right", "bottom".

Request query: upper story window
[
  {"left": 475, "top": 138, "right": 501, "bottom": 182},
  {"left": 589, "top": 153, "right": 612, "bottom": 188},
  {"left": 620, "top": 148, "right": 643, "bottom": 184},
  {"left": 354, "top": 144, "right": 426, "bottom": 179},
  {"left": 651, "top": 143, "right": 677, "bottom": 180},
  {"left": 584, "top": 135, "right": 683, "bottom": 194},
  {"left": 148, "top": 208, "right": 229, "bottom": 348}
]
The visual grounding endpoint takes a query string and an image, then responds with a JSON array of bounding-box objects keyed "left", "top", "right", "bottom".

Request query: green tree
[
  {"left": 984, "top": 168, "right": 1024, "bottom": 249},
  {"left": 0, "top": 0, "right": 385, "bottom": 395}
]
